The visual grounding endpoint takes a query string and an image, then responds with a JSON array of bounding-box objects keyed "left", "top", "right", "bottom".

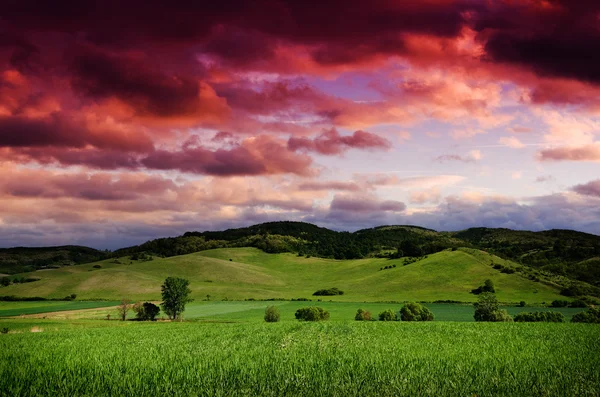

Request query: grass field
[
  {"left": 1, "top": 320, "right": 598, "bottom": 396},
  {"left": 1, "top": 300, "right": 586, "bottom": 323},
  {"left": 0, "top": 301, "right": 119, "bottom": 317},
  {"left": 0, "top": 247, "right": 567, "bottom": 304}
]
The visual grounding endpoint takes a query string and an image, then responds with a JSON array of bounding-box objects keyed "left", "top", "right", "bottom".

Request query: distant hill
[
  {"left": 0, "top": 246, "right": 109, "bottom": 275},
  {"left": 0, "top": 247, "right": 573, "bottom": 304},
  {"left": 3, "top": 221, "right": 600, "bottom": 289}
]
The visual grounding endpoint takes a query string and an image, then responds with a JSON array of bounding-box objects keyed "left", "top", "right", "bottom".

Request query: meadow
[
  {"left": 0, "top": 320, "right": 598, "bottom": 396},
  {"left": 0, "top": 247, "right": 567, "bottom": 304}
]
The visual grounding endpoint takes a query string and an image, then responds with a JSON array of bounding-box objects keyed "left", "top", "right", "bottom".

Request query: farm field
[
  {"left": 1, "top": 320, "right": 599, "bottom": 396},
  {"left": 0, "top": 301, "right": 119, "bottom": 317},
  {"left": 0, "top": 300, "right": 586, "bottom": 322},
  {"left": 0, "top": 247, "right": 567, "bottom": 304}
]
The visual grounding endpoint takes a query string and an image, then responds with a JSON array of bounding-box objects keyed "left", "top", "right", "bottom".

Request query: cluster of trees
[
  {"left": 312, "top": 288, "right": 344, "bottom": 296},
  {"left": 355, "top": 303, "right": 434, "bottom": 322},
  {"left": 551, "top": 299, "right": 587, "bottom": 308},
  {"left": 514, "top": 312, "right": 565, "bottom": 322},
  {"left": 119, "top": 221, "right": 462, "bottom": 261},
  {"left": 0, "top": 276, "right": 40, "bottom": 287},
  {"left": 115, "top": 277, "right": 193, "bottom": 321},
  {"left": 571, "top": 307, "right": 600, "bottom": 323},
  {"left": 0, "top": 246, "right": 109, "bottom": 274},
  {"left": 474, "top": 293, "right": 513, "bottom": 322},
  {"left": 455, "top": 228, "right": 600, "bottom": 286}
]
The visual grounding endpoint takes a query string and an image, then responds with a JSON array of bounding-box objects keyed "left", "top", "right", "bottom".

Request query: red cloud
[
  {"left": 537, "top": 144, "right": 600, "bottom": 162},
  {"left": 70, "top": 47, "right": 230, "bottom": 123},
  {"left": 288, "top": 128, "right": 391, "bottom": 155},
  {"left": 0, "top": 113, "right": 154, "bottom": 152}
]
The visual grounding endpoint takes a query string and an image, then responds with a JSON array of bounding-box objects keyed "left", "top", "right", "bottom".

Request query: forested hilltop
[
  {"left": 0, "top": 246, "right": 109, "bottom": 275},
  {"left": 113, "top": 221, "right": 600, "bottom": 287}
]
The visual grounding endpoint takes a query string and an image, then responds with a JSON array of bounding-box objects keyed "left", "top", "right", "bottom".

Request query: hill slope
[{"left": 0, "top": 247, "right": 567, "bottom": 304}]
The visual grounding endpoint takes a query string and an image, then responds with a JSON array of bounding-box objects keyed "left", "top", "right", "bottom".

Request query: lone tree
[
  {"left": 161, "top": 277, "right": 193, "bottom": 320},
  {"left": 117, "top": 298, "right": 130, "bottom": 321}
]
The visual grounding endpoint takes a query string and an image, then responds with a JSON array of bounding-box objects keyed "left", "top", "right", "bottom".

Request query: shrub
[
  {"left": 514, "top": 311, "right": 565, "bottom": 322},
  {"left": 1, "top": 277, "right": 11, "bottom": 287},
  {"left": 93, "top": 265, "right": 102, "bottom": 269},
  {"left": 355, "top": 308, "right": 372, "bottom": 321},
  {"left": 489, "top": 309, "right": 514, "bottom": 322},
  {"left": 295, "top": 307, "right": 330, "bottom": 321},
  {"left": 264, "top": 306, "right": 280, "bottom": 322},
  {"left": 400, "top": 302, "right": 434, "bottom": 321},
  {"left": 474, "top": 292, "right": 513, "bottom": 322},
  {"left": 471, "top": 279, "right": 495, "bottom": 295},
  {"left": 569, "top": 300, "right": 587, "bottom": 308},
  {"left": 0, "top": 327, "right": 8, "bottom": 334},
  {"left": 551, "top": 300, "right": 569, "bottom": 308},
  {"left": 312, "top": 288, "right": 344, "bottom": 296},
  {"left": 571, "top": 307, "right": 600, "bottom": 323},
  {"left": 134, "top": 302, "right": 160, "bottom": 321},
  {"left": 519, "top": 301, "right": 526, "bottom": 307},
  {"left": 64, "top": 294, "right": 77, "bottom": 301},
  {"left": 378, "top": 309, "right": 397, "bottom": 321}
]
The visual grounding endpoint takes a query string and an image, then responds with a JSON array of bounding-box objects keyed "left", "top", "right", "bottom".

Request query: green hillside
[{"left": 0, "top": 247, "right": 568, "bottom": 304}]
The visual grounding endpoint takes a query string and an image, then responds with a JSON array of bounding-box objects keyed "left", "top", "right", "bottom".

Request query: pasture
[
  {"left": 0, "top": 247, "right": 567, "bottom": 304},
  {"left": 1, "top": 320, "right": 598, "bottom": 396}
]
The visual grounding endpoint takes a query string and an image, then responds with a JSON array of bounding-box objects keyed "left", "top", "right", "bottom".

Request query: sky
[{"left": 1, "top": 0, "right": 600, "bottom": 249}]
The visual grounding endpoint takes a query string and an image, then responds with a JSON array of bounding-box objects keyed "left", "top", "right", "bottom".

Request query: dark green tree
[
  {"left": 378, "top": 309, "right": 397, "bottom": 321},
  {"left": 474, "top": 292, "right": 512, "bottom": 322},
  {"left": 134, "top": 302, "right": 161, "bottom": 321},
  {"left": 161, "top": 277, "right": 193, "bottom": 320},
  {"left": 400, "top": 302, "right": 434, "bottom": 321}
]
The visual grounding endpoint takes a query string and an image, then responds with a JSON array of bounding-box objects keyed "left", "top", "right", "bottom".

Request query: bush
[
  {"left": 471, "top": 279, "right": 495, "bottom": 295},
  {"left": 0, "top": 277, "right": 11, "bottom": 287},
  {"left": 474, "top": 292, "right": 513, "bottom": 322},
  {"left": 312, "top": 288, "right": 344, "bottom": 296},
  {"left": 1, "top": 327, "right": 8, "bottom": 334},
  {"left": 295, "top": 307, "right": 330, "bottom": 321},
  {"left": 514, "top": 311, "right": 565, "bottom": 322},
  {"left": 264, "top": 306, "right": 280, "bottom": 322},
  {"left": 134, "top": 302, "right": 160, "bottom": 321},
  {"left": 571, "top": 307, "right": 600, "bottom": 323},
  {"left": 551, "top": 300, "right": 569, "bottom": 308},
  {"left": 355, "top": 308, "right": 372, "bottom": 321},
  {"left": 569, "top": 300, "right": 588, "bottom": 308},
  {"left": 400, "top": 302, "right": 434, "bottom": 321},
  {"left": 93, "top": 265, "right": 102, "bottom": 269},
  {"left": 519, "top": 301, "right": 526, "bottom": 307},
  {"left": 378, "top": 309, "right": 397, "bottom": 321}
]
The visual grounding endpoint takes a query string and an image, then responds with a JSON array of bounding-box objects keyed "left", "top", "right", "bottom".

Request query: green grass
[
  {"left": 180, "top": 301, "right": 586, "bottom": 323},
  {"left": 0, "top": 248, "right": 566, "bottom": 304},
  {"left": 0, "top": 301, "right": 119, "bottom": 317},
  {"left": 1, "top": 321, "right": 598, "bottom": 396}
]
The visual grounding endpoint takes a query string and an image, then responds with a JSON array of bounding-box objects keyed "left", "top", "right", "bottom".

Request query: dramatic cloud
[{"left": 1, "top": 1, "right": 600, "bottom": 247}]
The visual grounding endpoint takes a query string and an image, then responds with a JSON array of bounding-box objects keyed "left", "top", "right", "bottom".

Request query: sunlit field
[{"left": 1, "top": 320, "right": 598, "bottom": 396}]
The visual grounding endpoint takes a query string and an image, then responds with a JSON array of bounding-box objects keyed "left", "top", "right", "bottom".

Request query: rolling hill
[{"left": 0, "top": 247, "right": 571, "bottom": 304}]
